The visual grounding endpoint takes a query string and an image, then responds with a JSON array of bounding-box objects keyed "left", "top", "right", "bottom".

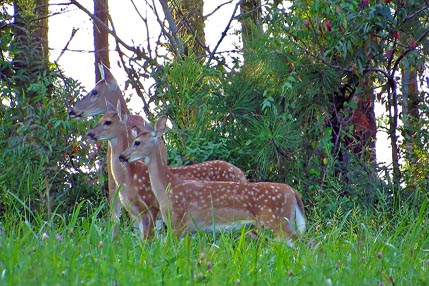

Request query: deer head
[
  {"left": 86, "top": 100, "right": 129, "bottom": 142},
  {"left": 119, "top": 117, "right": 167, "bottom": 165},
  {"left": 68, "top": 64, "right": 124, "bottom": 118}
]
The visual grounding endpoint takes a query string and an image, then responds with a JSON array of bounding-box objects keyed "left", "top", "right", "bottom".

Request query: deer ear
[
  {"left": 98, "top": 64, "right": 118, "bottom": 90},
  {"left": 98, "top": 63, "right": 105, "bottom": 81},
  {"left": 116, "top": 100, "right": 127, "bottom": 123},
  {"left": 104, "top": 67, "right": 118, "bottom": 88},
  {"left": 106, "top": 99, "right": 116, "bottom": 113},
  {"left": 131, "top": 127, "right": 138, "bottom": 138},
  {"left": 154, "top": 116, "right": 168, "bottom": 137}
]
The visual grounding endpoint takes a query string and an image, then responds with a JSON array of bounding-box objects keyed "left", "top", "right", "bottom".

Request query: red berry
[
  {"left": 385, "top": 50, "right": 392, "bottom": 58},
  {"left": 325, "top": 20, "right": 332, "bottom": 32},
  {"left": 303, "top": 19, "right": 310, "bottom": 28},
  {"left": 393, "top": 31, "right": 400, "bottom": 39}
]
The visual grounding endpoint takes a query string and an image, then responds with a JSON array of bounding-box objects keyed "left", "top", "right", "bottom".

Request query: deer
[
  {"left": 68, "top": 64, "right": 149, "bottom": 236},
  {"left": 119, "top": 116, "right": 306, "bottom": 243},
  {"left": 86, "top": 101, "right": 248, "bottom": 238},
  {"left": 69, "top": 64, "right": 247, "bottom": 237}
]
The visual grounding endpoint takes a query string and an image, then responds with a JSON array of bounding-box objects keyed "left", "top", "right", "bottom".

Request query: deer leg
[
  {"left": 155, "top": 214, "right": 165, "bottom": 237},
  {"left": 270, "top": 213, "right": 299, "bottom": 246},
  {"left": 257, "top": 208, "right": 298, "bottom": 243},
  {"left": 107, "top": 149, "right": 122, "bottom": 238},
  {"left": 109, "top": 177, "right": 122, "bottom": 239},
  {"left": 140, "top": 208, "right": 159, "bottom": 239}
]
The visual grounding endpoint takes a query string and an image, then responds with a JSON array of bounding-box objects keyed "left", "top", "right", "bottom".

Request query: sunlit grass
[{"left": 0, "top": 200, "right": 428, "bottom": 286}]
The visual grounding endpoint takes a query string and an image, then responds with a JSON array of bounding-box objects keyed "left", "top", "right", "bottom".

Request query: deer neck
[
  {"left": 108, "top": 127, "right": 131, "bottom": 184},
  {"left": 146, "top": 140, "right": 173, "bottom": 208}
]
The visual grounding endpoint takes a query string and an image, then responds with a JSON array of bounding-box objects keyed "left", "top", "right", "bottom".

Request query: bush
[{"left": 0, "top": 71, "right": 106, "bottom": 223}]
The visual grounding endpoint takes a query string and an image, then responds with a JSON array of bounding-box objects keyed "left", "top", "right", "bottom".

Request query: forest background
[{"left": 1, "top": 0, "right": 429, "bottom": 222}]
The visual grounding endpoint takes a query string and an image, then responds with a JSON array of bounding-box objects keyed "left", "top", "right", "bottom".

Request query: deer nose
[
  {"left": 86, "top": 132, "right": 97, "bottom": 141},
  {"left": 68, "top": 109, "right": 81, "bottom": 118},
  {"left": 118, "top": 154, "right": 128, "bottom": 163}
]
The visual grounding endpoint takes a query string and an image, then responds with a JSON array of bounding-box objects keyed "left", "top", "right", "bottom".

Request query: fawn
[
  {"left": 70, "top": 64, "right": 247, "bottom": 237},
  {"left": 69, "top": 64, "right": 149, "bottom": 235},
  {"left": 119, "top": 117, "right": 306, "bottom": 242},
  {"left": 87, "top": 102, "right": 247, "bottom": 238}
]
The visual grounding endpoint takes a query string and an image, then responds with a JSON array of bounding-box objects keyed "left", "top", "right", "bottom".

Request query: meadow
[{"left": 0, "top": 199, "right": 428, "bottom": 286}]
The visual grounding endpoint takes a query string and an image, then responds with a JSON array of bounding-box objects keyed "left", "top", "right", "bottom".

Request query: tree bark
[
  {"left": 401, "top": 65, "right": 420, "bottom": 160},
  {"left": 93, "top": 0, "right": 110, "bottom": 82},
  {"left": 352, "top": 78, "right": 377, "bottom": 163},
  {"left": 169, "top": 0, "right": 206, "bottom": 57},
  {"left": 12, "top": 0, "right": 49, "bottom": 101},
  {"left": 400, "top": 0, "right": 423, "bottom": 168},
  {"left": 239, "top": 0, "right": 262, "bottom": 62}
]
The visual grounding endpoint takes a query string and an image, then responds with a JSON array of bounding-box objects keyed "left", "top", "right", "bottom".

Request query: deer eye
[
  {"left": 104, "top": 120, "right": 112, "bottom": 126},
  {"left": 134, "top": 141, "right": 141, "bottom": 147},
  {"left": 91, "top": 89, "right": 98, "bottom": 95}
]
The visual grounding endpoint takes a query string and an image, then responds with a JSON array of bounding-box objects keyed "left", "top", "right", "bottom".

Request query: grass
[{"left": 0, "top": 200, "right": 428, "bottom": 286}]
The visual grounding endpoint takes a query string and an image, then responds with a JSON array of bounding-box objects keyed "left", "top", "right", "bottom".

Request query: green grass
[{"left": 0, "top": 201, "right": 428, "bottom": 286}]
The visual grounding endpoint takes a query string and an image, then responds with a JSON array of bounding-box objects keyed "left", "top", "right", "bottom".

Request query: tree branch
[
  {"left": 401, "top": 4, "right": 429, "bottom": 23},
  {"left": 204, "top": 0, "right": 234, "bottom": 19},
  {"left": 287, "top": 37, "right": 392, "bottom": 80},
  {"left": 69, "top": 0, "right": 151, "bottom": 61},
  {"left": 55, "top": 27, "right": 78, "bottom": 63},
  {"left": 158, "top": 0, "right": 185, "bottom": 57},
  {"left": 206, "top": 0, "right": 242, "bottom": 67},
  {"left": 392, "top": 27, "right": 429, "bottom": 74}
]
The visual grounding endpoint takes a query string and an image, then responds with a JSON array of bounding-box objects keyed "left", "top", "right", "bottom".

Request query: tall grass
[{"left": 0, "top": 198, "right": 428, "bottom": 286}]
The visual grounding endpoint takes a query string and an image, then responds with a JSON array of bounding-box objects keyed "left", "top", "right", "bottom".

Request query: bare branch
[
  {"left": 392, "top": 27, "right": 429, "bottom": 74},
  {"left": 158, "top": 0, "right": 185, "bottom": 56},
  {"left": 206, "top": 0, "right": 242, "bottom": 67},
  {"left": 401, "top": 3, "right": 429, "bottom": 23},
  {"left": 108, "top": 11, "right": 152, "bottom": 116},
  {"left": 69, "top": 0, "right": 151, "bottom": 61},
  {"left": 55, "top": 27, "right": 78, "bottom": 63},
  {"left": 204, "top": 0, "right": 235, "bottom": 19},
  {"left": 130, "top": 0, "right": 153, "bottom": 59}
]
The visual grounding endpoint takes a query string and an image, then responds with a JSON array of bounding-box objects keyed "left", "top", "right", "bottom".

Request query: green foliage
[
  {"left": 0, "top": 201, "right": 428, "bottom": 285},
  {"left": 149, "top": 0, "right": 429, "bottom": 215},
  {"left": 0, "top": 72, "right": 105, "bottom": 222},
  {"left": 0, "top": 5, "right": 14, "bottom": 85},
  {"left": 0, "top": 4, "right": 105, "bottom": 221},
  {"left": 399, "top": 97, "right": 429, "bottom": 200},
  {"left": 1, "top": 0, "right": 428, "bottom": 226}
]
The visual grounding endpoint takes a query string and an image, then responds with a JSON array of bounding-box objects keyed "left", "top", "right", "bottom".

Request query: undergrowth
[{"left": 0, "top": 199, "right": 428, "bottom": 286}]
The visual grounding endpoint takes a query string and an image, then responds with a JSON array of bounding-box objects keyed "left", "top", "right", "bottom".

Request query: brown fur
[{"left": 119, "top": 117, "right": 306, "bottom": 241}]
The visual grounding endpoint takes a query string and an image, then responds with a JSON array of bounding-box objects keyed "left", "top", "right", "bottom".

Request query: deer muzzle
[
  {"left": 118, "top": 154, "right": 129, "bottom": 163},
  {"left": 68, "top": 109, "right": 82, "bottom": 118},
  {"left": 86, "top": 132, "right": 97, "bottom": 141}
]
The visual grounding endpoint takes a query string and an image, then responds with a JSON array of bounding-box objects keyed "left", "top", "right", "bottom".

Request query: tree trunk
[
  {"left": 12, "top": 0, "right": 49, "bottom": 102},
  {"left": 239, "top": 0, "right": 262, "bottom": 62},
  {"left": 351, "top": 78, "right": 377, "bottom": 163},
  {"left": 169, "top": 0, "right": 206, "bottom": 57},
  {"left": 329, "top": 76, "right": 377, "bottom": 190},
  {"left": 388, "top": 80, "right": 401, "bottom": 190},
  {"left": 401, "top": 65, "right": 420, "bottom": 160},
  {"left": 93, "top": 0, "right": 110, "bottom": 82},
  {"left": 400, "top": 0, "right": 423, "bottom": 168}
]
